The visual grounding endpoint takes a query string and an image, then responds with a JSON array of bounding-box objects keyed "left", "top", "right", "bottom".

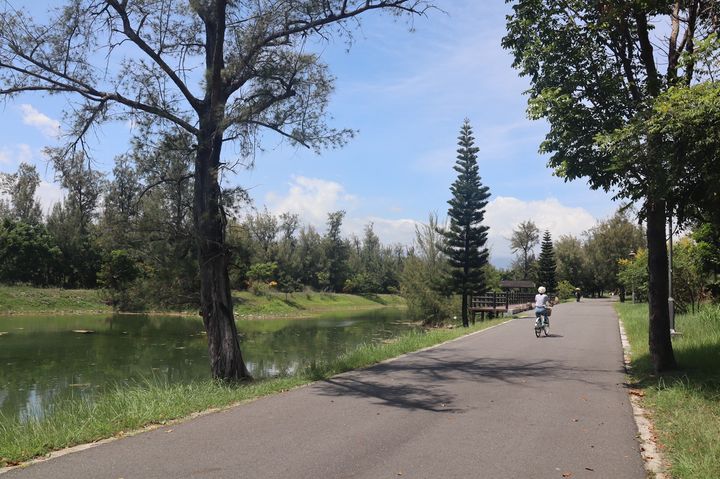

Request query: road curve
[{"left": 6, "top": 298, "right": 646, "bottom": 479}]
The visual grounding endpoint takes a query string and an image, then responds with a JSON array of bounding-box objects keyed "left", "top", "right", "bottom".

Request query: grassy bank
[
  {"left": 0, "top": 285, "right": 403, "bottom": 318},
  {"left": 232, "top": 291, "right": 405, "bottom": 318},
  {"left": 616, "top": 302, "right": 720, "bottom": 479},
  {"left": 0, "top": 317, "right": 506, "bottom": 467},
  {"left": 0, "top": 286, "right": 110, "bottom": 314}
]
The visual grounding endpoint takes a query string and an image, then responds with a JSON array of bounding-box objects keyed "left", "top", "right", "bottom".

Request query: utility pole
[
  {"left": 668, "top": 215, "right": 676, "bottom": 334},
  {"left": 629, "top": 251, "right": 636, "bottom": 303}
]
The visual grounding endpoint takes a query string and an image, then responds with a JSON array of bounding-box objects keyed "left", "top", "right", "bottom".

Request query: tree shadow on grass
[
  {"left": 626, "top": 342, "right": 720, "bottom": 398},
  {"left": 360, "top": 294, "right": 387, "bottom": 305},
  {"left": 281, "top": 298, "right": 305, "bottom": 310}
]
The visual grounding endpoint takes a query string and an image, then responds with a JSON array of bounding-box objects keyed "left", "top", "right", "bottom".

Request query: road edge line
[{"left": 617, "top": 315, "right": 669, "bottom": 479}]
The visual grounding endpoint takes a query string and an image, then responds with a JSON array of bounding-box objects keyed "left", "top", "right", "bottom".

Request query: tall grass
[
  {"left": 0, "top": 318, "right": 505, "bottom": 467},
  {"left": 616, "top": 303, "right": 720, "bottom": 479},
  {"left": 0, "top": 377, "right": 305, "bottom": 466}
]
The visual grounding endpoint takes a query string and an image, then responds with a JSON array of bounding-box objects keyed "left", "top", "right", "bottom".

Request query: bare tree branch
[{"left": 105, "top": 0, "right": 202, "bottom": 111}]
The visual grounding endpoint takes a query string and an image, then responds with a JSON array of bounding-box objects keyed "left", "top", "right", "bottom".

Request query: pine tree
[
  {"left": 537, "top": 230, "right": 558, "bottom": 295},
  {"left": 442, "top": 119, "right": 491, "bottom": 327}
]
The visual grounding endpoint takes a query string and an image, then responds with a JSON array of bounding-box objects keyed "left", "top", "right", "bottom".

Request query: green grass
[
  {"left": 0, "top": 286, "right": 110, "bottom": 314},
  {"left": 0, "top": 285, "right": 404, "bottom": 318},
  {"left": 231, "top": 290, "right": 406, "bottom": 318},
  {"left": 616, "top": 302, "right": 720, "bottom": 479},
  {"left": 0, "top": 317, "right": 505, "bottom": 467}
]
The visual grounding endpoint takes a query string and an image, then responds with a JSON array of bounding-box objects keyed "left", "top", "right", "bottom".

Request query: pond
[{"left": 0, "top": 308, "right": 417, "bottom": 422}]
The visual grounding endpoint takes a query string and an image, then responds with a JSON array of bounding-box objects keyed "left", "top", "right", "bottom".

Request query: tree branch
[
  {"left": 633, "top": 8, "right": 661, "bottom": 97},
  {"left": 225, "top": 0, "right": 430, "bottom": 96},
  {"left": 105, "top": 0, "right": 202, "bottom": 112},
  {"left": 0, "top": 56, "right": 198, "bottom": 134},
  {"left": 243, "top": 120, "right": 310, "bottom": 148}
]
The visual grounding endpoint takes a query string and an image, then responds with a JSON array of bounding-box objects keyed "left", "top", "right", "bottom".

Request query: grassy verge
[
  {"left": 0, "top": 286, "right": 110, "bottom": 314},
  {"left": 0, "top": 285, "right": 403, "bottom": 318},
  {"left": 616, "top": 302, "right": 720, "bottom": 479},
  {"left": 0, "top": 317, "right": 506, "bottom": 467},
  {"left": 231, "top": 291, "right": 406, "bottom": 318}
]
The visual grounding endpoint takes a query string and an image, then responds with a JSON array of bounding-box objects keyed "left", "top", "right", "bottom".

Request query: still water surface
[{"left": 0, "top": 309, "right": 416, "bottom": 422}]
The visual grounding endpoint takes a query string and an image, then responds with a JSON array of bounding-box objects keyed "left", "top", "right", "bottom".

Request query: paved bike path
[{"left": 6, "top": 298, "right": 646, "bottom": 478}]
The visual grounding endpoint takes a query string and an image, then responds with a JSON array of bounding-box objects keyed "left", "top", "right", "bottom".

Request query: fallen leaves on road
[
  {"left": 629, "top": 389, "right": 645, "bottom": 397},
  {"left": 562, "top": 473, "right": 573, "bottom": 478}
]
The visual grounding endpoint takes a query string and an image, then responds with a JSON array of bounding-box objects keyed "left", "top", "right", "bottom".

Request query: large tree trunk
[
  {"left": 194, "top": 121, "right": 251, "bottom": 381},
  {"left": 645, "top": 198, "right": 677, "bottom": 372}
]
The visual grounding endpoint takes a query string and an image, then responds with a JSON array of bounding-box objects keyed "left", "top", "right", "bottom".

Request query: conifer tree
[
  {"left": 442, "top": 120, "right": 491, "bottom": 327},
  {"left": 537, "top": 230, "right": 557, "bottom": 295}
]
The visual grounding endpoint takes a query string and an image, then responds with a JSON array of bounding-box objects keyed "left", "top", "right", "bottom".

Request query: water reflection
[{"left": 0, "top": 308, "right": 415, "bottom": 421}]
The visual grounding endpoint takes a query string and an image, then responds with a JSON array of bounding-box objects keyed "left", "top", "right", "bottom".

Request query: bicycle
[{"left": 534, "top": 309, "right": 550, "bottom": 337}]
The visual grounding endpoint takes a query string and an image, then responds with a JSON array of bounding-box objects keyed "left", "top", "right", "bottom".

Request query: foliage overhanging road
[{"left": 5, "top": 298, "right": 646, "bottom": 478}]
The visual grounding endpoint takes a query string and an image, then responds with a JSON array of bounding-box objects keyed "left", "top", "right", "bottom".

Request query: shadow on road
[
  {"left": 313, "top": 353, "right": 624, "bottom": 413},
  {"left": 318, "top": 376, "right": 461, "bottom": 413}
]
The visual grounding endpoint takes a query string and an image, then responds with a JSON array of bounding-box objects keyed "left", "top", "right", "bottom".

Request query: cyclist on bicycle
[{"left": 535, "top": 286, "right": 550, "bottom": 327}]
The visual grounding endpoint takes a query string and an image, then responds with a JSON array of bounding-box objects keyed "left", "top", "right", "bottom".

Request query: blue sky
[{"left": 0, "top": 1, "right": 621, "bottom": 267}]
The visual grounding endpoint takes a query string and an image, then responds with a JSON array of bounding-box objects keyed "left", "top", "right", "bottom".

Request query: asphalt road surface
[{"left": 5, "top": 298, "right": 646, "bottom": 478}]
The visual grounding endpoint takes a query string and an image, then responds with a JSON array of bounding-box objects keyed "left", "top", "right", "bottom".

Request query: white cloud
[
  {"left": 0, "top": 148, "right": 12, "bottom": 165},
  {"left": 17, "top": 144, "right": 33, "bottom": 163},
  {"left": 264, "top": 176, "right": 419, "bottom": 244},
  {"left": 263, "top": 180, "right": 598, "bottom": 263},
  {"left": 0, "top": 181, "right": 64, "bottom": 218},
  {"left": 265, "top": 176, "right": 357, "bottom": 226},
  {"left": 0, "top": 144, "right": 34, "bottom": 166},
  {"left": 19, "top": 104, "right": 61, "bottom": 138},
  {"left": 485, "top": 196, "right": 598, "bottom": 263},
  {"left": 36, "top": 181, "right": 65, "bottom": 215},
  {"left": 344, "top": 216, "right": 419, "bottom": 245}
]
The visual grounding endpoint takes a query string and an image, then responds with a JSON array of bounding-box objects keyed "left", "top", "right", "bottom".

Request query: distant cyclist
[{"left": 535, "top": 286, "right": 550, "bottom": 326}]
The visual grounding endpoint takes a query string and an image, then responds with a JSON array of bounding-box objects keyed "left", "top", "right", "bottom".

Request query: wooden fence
[{"left": 469, "top": 291, "right": 537, "bottom": 317}]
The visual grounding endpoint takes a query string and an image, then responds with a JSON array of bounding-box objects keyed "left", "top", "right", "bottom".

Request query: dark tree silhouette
[
  {"left": 441, "top": 119, "right": 491, "bottom": 327},
  {"left": 536, "top": 230, "right": 557, "bottom": 295}
]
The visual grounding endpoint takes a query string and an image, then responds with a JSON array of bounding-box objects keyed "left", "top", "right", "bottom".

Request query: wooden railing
[{"left": 469, "top": 291, "right": 537, "bottom": 311}]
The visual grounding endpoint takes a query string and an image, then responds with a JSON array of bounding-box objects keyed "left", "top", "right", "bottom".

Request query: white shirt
[{"left": 535, "top": 293, "right": 548, "bottom": 308}]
